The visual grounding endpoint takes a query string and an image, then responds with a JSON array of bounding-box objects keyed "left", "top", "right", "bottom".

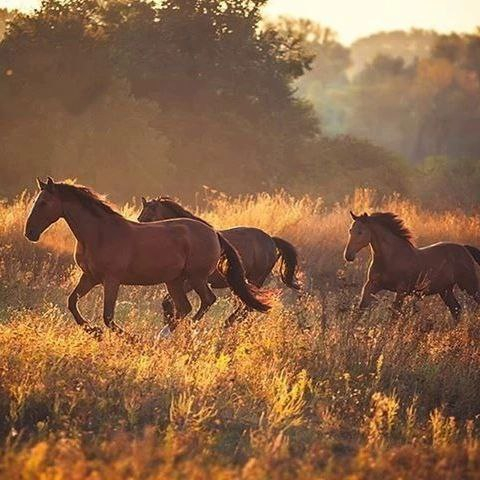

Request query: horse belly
[
  {"left": 379, "top": 278, "right": 398, "bottom": 292},
  {"left": 120, "top": 252, "right": 185, "bottom": 285},
  {"left": 416, "top": 265, "right": 455, "bottom": 295},
  {"left": 419, "top": 277, "right": 450, "bottom": 295}
]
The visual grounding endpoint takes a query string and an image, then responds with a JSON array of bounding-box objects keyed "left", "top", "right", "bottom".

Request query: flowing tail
[
  {"left": 272, "top": 236, "right": 301, "bottom": 290},
  {"left": 217, "top": 234, "right": 271, "bottom": 312},
  {"left": 465, "top": 245, "right": 480, "bottom": 265}
]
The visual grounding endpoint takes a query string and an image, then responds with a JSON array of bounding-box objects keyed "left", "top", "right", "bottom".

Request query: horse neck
[
  {"left": 162, "top": 206, "right": 180, "bottom": 220},
  {"left": 62, "top": 199, "right": 122, "bottom": 246},
  {"left": 369, "top": 223, "right": 415, "bottom": 265}
]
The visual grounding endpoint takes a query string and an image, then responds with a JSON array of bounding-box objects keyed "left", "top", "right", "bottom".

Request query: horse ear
[
  {"left": 45, "top": 176, "right": 55, "bottom": 193},
  {"left": 362, "top": 212, "right": 369, "bottom": 218},
  {"left": 36, "top": 177, "right": 47, "bottom": 191},
  {"left": 141, "top": 196, "right": 147, "bottom": 207},
  {"left": 350, "top": 211, "right": 358, "bottom": 221}
]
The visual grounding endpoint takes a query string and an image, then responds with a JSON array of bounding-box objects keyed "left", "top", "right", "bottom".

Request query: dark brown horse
[
  {"left": 24, "top": 178, "right": 270, "bottom": 337},
  {"left": 138, "top": 196, "right": 299, "bottom": 323},
  {"left": 344, "top": 211, "right": 480, "bottom": 320}
]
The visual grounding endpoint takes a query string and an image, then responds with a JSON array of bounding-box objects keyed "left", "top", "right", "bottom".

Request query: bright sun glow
[{"left": 263, "top": 0, "right": 480, "bottom": 44}]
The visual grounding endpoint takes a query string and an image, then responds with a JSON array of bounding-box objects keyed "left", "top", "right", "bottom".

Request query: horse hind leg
[
  {"left": 466, "top": 289, "right": 480, "bottom": 311},
  {"left": 225, "top": 272, "right": 267, "bottom": 327},
  {"left": 166, "top": 278, "right": 193, "bottom": 327},
  {"left": 440, "top": 288, "right": 462, "bottom": 323},
  {"left": 457, "top": 263, "right": 480, "bottom": 306},
  {"left": 162, "top": 281, "right": 192, "bottom": 328},
  {"left": 162, "top": 294, "right": 175, "bottom": 325},
  {"left": 252, "top": 270, "right": 271, "bottom": 288},
  {"left": 190, "top": 277, "right": 217, "bottom": 322}
]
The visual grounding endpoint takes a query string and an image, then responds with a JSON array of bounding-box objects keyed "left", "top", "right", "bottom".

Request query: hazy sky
[
  {"left": 264, "top": 0, "right": 480, "bottom": 44},
  {"left": 2, "top": 0, "right": 479, "bottom": 45}
]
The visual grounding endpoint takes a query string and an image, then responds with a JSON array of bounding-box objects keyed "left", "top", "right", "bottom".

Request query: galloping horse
[
  {"left": 138, "top": 196, "right": 300, "bottom": 323},
  {"left": 344, "top": 211, "right": 480, "bottom": 320},
  {"left": 25, "top": 178, "right": 270, "bottom": 336}
]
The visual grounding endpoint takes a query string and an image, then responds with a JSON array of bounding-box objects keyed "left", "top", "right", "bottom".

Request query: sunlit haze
[{"left": 263, "top": 0, "right": 480, "bottom": 44}]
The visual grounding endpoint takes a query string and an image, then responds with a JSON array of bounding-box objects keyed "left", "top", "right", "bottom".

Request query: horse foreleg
[
  {"left": 68, "top": 273, "right": 101, "bottom": 337},
  {"left": 359, "top": 279, "right": 380, "bottom": 310},
  {"left": 103, "top": 278, "right": 126, "bottom": 335},
  {"left": 440, "top": 288, "right": 462, "bottom": 323},
  {"left": 392, "top": 291, "right": 407, "bottom": 316}
]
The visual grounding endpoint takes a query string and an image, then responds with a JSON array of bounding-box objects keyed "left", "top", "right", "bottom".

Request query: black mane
[
  {"left": 55, "top": 182, "right": 121, "bottom": 218},
  {"left": 155, "top": 197, "right": 212, "bottom": 227},
  {"left": 363, "top": 212, "right": 413, "bottom": 243}
]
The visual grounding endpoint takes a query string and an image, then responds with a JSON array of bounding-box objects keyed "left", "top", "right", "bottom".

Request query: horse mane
[
  {"left": 363, "top": 212, "right": 413, "bottom": 243},
  {"left": 155, "top": 197, "right": 212, "bottom": 227},
  {"left": 54, "top": 182, "right": 122, "bottom": 218}
]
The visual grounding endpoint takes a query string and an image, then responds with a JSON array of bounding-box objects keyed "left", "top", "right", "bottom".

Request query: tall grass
[{"left": 1, "top": 189, "right": 480, "bottom": 479}]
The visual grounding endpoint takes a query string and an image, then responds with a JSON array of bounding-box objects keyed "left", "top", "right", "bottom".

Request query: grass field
[{"left": 2, "top": 189, "right": 480, "bottom": 479}]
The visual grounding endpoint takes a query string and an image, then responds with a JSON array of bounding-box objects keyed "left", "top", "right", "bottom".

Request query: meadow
[{"left": 1, "top": 188, "right": 480, "bottom": 479}]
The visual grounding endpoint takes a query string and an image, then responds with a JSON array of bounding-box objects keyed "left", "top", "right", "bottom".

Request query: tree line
[
  {"left": 293, "top": 22, "right": 480, "bottom": 207},
  {"left": 0, "top": 1, "right": 478, "bottom": 208}
]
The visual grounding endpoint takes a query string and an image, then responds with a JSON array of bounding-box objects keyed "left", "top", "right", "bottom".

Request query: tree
[
  {"left": 0, "top": 0, "right": 319, "bottom": 198},
  {"left": 0, "top": 8, "right": 15, "bottom": 40},
  {"left": 267, "top": 17, "right": 350, "bottom": 135}
]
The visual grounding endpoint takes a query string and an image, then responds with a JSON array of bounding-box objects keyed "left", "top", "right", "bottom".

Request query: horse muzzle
[
  {"left": 25, "top": 227, "right": 40, "bottom": 242},
  {"left": 344, "top": 251, "right": 356, "bottom": 262}
]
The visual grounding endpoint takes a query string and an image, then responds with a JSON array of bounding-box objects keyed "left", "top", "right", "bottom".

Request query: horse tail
[
  {"left": 272, "top": 236, "right": 301, "bottom": 290},
  {"left": 465, "top": 245, "right": 480, "bottom": 266},
  {"left": 217, "top": 234, "right": 271, "bottom": 312}
]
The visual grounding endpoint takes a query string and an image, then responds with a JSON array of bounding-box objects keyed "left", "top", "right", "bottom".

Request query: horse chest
[
  {"left": 371, "top": 262, "right": 418, "bottom": 292},
  {"left": 74, "top": 243, "right": 103, "bottom": 280},
  {"left": 376, "top": 272, "right": 401, "bottom": 291}
]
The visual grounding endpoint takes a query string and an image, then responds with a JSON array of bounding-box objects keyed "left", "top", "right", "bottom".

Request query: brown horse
[
  {"left": 344, "top": 211, "right": 480, "bottom": 320},
  {"left": 138, "top": 196, "right": 299, "bottom": 323},
  {"left": 24, "top": 178, "right": 270, "bottom": 337}
]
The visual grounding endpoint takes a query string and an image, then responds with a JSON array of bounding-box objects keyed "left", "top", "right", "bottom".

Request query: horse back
[
  {"left": 418, "top": 242, "right": 472, "bottom": 262},
  {"left": 221, "top": 227, "right": 277, "bottom": 282},
  {"left": 132, "top": 217, "right": 219, "bottom": 250},
  {"left": 417, "top": 242, "right": 479, "bottom": 293},
  {"left": 133, "top": 217, "right": 221, "bottom": 265}
]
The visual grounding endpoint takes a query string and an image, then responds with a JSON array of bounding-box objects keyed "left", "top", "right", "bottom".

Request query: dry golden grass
[{"left": 2, "top": 189, "right": 480, "bottom": 479}]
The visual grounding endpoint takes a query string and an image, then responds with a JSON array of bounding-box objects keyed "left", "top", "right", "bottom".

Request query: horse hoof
[
  {"left": 156, "top": 325, "right": 173, "bottom": 341},
  {"left": 123, "top": 332, "right": 139, "bottom": 344},
  {"left": 84, "top": 325, "right": 103, "bottom": 340}
]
